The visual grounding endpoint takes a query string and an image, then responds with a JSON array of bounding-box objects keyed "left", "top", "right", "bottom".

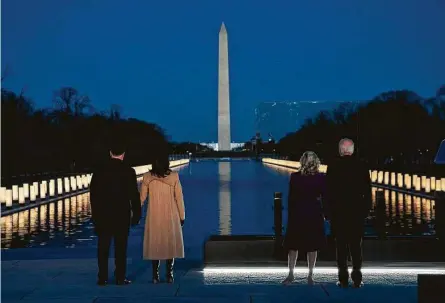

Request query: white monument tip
[{"left": 220, "top": 22, "right": 227, "bottom": 33}]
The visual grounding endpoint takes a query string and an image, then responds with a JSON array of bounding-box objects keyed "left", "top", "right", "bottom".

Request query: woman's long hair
[
  {"left": 299, "top": 151, "right": 321, "bottom": 175},
  {"left": 150, "top": 154, "right": 171, "bottom": 178}
]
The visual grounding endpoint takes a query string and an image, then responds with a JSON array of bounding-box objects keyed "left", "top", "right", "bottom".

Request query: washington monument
[{"left": 218, "top": 22, "right": 231, "bottom": 151}]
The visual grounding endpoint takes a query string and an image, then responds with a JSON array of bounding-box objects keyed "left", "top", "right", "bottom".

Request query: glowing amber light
[
  {"left": 421, "top": 176, "right": 426, "bottom": 189},
  {"left": 414, "top": 176, "right": 421, "bottom": 191},
  {"left": 431, "top": 177, "right": 436, "bottom": 191},
  {"left": 23, "top": 183, "right": 30, "bottom": 199},
  {"left": 70, "top": 177, "right": 76, "bottom": 191},
  {"left": 441, "top": 178, "right": 445, "bottom": 191},
  {"left": 57, "top": 178, "right": 63, "bottom": 195},
  {"left": 30, "top": 185, "right": 36, "bottom": 201},
  {"left": 12, "top": 185, "right": 19, "bottom": 201},
  {"left": 82, "top": 175, "right": 88, "bottom": 188},
  {"left": 384, "top": 172, "right": 389, "bottom": 185},
  {"left": 64, "top": 177, "right": 70, "bottom": 193},
  {"left": 76, "top": 176, "right": 82, "bottom": 190},
  {"left": 397, "top": 173, "right": 403, "bottom": 188},
  {"left": 49, "top": 180, "right": 55, "bottom": 196},
  {"left": 425, "top": 178, "right": 431, "bottom": 193},
  {"left": 390, "top": 173, "right": 396, "bottom": 186},
  {"left": 436, "top": 180, "right": 442, "bottom": 192},
  {"left": 405, "top": 174, "right": 412, "bottom": 189},
  {"left": 42, "top": 181, "right": 48, "bottom": 195},
  {"left": 377, "top": 171, "right": 383, "bottom": 184},
  {"left": 0, "top": 187, "right": 6, "bottom": 204},
  {"left": 39, "top": 183, "right": 46, "bottom": 199},
  {"left": 371, "top": 171, "right": 377, "bottom": 182},
  {"left": 5, "top": 189, "right": 13, "bottom": 208},
  {"left": 18, "top": 188, "right": 25, "bottom": 204},
  {"left": 32, "top": 182, "right": 39, "bottom": 196}
]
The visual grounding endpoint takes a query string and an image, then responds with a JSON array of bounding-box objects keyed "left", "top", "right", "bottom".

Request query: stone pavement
[{"left": 3, "top": 256, "right": 440, "bottom": 303}]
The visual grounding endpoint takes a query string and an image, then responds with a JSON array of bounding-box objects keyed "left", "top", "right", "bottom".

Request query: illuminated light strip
[{"left": 203, "top": 267, "right": 445, "bottom": 275}]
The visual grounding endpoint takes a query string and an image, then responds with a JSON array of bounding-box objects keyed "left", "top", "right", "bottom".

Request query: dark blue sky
[{"left": 2, "top": 0, "right": 445, "bottom": 142}]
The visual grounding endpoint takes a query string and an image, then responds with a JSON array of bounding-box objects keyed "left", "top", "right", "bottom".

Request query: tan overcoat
[{"left": 140, "top": 171, "right": 185, "bottom": 260}]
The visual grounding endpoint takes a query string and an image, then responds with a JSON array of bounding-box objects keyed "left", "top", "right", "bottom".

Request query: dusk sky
[{"left": 2, "top": 0, "right": 445, "bottom": 142}]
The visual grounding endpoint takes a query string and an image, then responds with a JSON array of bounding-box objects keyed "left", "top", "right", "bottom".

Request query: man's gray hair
[{"left": 339, "top": 138, "right": 354, "bottom": 156}]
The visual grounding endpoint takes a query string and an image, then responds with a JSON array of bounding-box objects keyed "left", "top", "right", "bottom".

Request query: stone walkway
[{"left": 3, "top": 256, "right": 440, "bottom": 303}]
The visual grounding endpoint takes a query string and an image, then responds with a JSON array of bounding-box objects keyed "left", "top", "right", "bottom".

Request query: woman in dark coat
[{"left": 282, "top": 151, "right": 327, "bottom": 285}]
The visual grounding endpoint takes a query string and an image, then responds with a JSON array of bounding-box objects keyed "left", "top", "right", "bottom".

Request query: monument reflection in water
[
  {"left": 218, "top": 161, "right": 232, "bottom": 235},
  {"left": 264, "top": 163, "right": 436, "bottom": 237}
]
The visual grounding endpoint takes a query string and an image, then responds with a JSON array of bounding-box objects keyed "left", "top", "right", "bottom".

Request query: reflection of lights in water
[
  {"left": 422, "top": 199, "right": 430, "bottom": 222},
  {"left": 40, "top": 205, "right": 48, "bottom": 232},
  {"left": 12, "top": 213, "right": 19, "bottom": 236},
  {"left": 371, "top": 188, "right": 377, "bottom": 208},
  {"left": 18, "top": 210, "right": 27, "bottom": 237},
  {"left": 30, "top": 208, "right": 38, "bottom": 232},
  {"left": 77, "top": 195, "right": 83, "bottom": 213},
  {"left": 57, "top": 200, "right": 63, "bottom": 229},
  {"left": 405, "top": 195, "right": 412, "bottom": 216},
  {"left": 49, "top": 203, "right": 56, "bottom": 238},
  {"left": 383, "top": 190, "right": 389, "bottom": 216},
  {"left": 263, "top": 163, "right": 294, "bottom": 176},
  {"left": 23, "top": 209, "right": 30, "bottom": 234},
  {"left": 390, "top": 191, "right": 396, "bottom": 219},
  {"left": 414, "top": 197, "right": 421, "bottom": 224},
  {"left": 398, "top": 193, "right": 404, "bottom": 218},
  {"left": 70, "top": 196, "right": 77, "bottom": 229},
  {"left": 218, "top": 162, "right": 231, "bottom": 235},
  {"left": 431, "top": 200, "right": 436, "bottom": 219},
  {"left": 49, "top": 203, "right": 55, "bottom": 227},
  {"left": 421, "top": 198, "right": 427, "bottom": 221},
  {"left": 64, "top": 198, "right": 70, "bottom": 231},
  {"left": 2, "top": 190, "right": 99, "bottom": 248},
  {"left": 2, "top": 216, "right": 12, "bottom": 243}
]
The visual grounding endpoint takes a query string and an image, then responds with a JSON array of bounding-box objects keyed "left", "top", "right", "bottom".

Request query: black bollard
[
  {"left": 418, "top": 274, "right": 445, "bottom": 303},
  {"left": 375, "top": 190, "right": 387, "bottom": 239},
  {"left": 433, "top": 139, "right": 445, "bottom": 254},
  {"left": 434, "top": 191, "right": 445, "bottom": 245},
  {"left": 273, "top": 192, "right": 283, "bottom": 259}
]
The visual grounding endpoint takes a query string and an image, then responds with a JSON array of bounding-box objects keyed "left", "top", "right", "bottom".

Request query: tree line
[
  {"left": 1, "top": 86, "right": 170, "bottom": 184},
  {"left": 277, "top": 87, "right": 445, "bottom": 174}
]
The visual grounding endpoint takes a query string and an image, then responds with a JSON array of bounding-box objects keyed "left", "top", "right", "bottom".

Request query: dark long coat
[
  {"left": 325, "top": 156, "right": 372, "bottom": 238},
  {"left": 90, "top": 158, "right": 142, "bottom": 233},
  {"left": 283, "top": 172, "right": 327, "bottom": 252}
]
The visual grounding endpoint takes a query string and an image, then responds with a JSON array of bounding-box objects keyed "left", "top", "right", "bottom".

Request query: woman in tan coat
[{"left": 140, "top": 155, "right": 185, "bottom": 284}]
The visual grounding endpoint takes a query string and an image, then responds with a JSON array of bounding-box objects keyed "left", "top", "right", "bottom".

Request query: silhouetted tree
[
  {"left": 277, "top": 88, "right": 445, "bottom": 171},
  {"left": 53, "top": 87, "right": 91, "bottom": 116},
  {"left": 1, "top": 86, "right": 169, "bottom": 183}
]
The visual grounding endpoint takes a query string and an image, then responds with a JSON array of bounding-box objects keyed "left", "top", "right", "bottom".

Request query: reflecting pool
[{"left": 1, "top": 160, "right": 436, "bottom": 252}]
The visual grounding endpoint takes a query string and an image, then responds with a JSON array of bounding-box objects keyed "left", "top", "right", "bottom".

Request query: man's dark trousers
[
  {"left": 97, "top": 229, "right": 129, "bottom": 281},
  {"left": 336, "top": 233, "right": 363, "bottom": 284}
]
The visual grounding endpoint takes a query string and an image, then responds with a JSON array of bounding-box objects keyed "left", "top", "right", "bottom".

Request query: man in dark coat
[
  {"left": 90, "top": 138, "right": 141, "bottom": 286},
  {"left": 325, "top": 138, "right": 372, "bottom": 288}
]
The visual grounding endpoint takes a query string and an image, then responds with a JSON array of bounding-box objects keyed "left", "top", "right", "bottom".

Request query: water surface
[{"left": 1, "top": 160, "right": 436, "bottom": 257}]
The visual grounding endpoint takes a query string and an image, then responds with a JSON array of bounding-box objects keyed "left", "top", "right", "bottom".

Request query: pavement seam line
[
  {"left": 320, "top": 283, "right": 330, "bottom": 297},
  {"left": 20, "top": 286, "right": 39, "bottom": 300},
  {"left": 175, "top": 283, "right": 181, "bottom": 296}
]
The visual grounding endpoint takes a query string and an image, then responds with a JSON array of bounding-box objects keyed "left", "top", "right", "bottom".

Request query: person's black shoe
[
  {"left": 116, "top": 278, "right": 132, "bottom": 285},
  {"left": 166, "top": 259, "right": 174, "bottom": 283},
  {"left": 97, "top": 279, "right": 108, "bottom": 286},
  {"left": 152, "top": 260, "right": 160, "bottom": 284},
  {"left": 336, "top": 281, "right": 349, "bottom": 288},
  {"left": 352, "top": 281, "right": 364, "bottom": 288}
]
